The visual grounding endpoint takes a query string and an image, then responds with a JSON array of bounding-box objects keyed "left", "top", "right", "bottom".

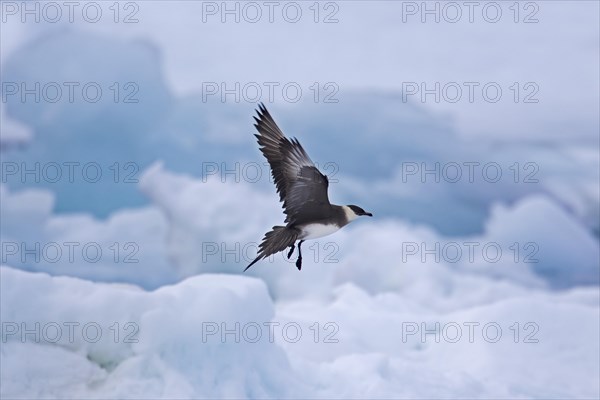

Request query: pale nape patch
[
  {"left": 342, "top": 205, "right": 359, "bottom": 223},
  {"left": 300, "top": 223, "right": 341, "bottom": 240}
]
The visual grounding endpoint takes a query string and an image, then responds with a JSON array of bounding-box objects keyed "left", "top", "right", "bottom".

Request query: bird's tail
[{"left": 244, "top": 226, "right": 299, "bottom": 271}]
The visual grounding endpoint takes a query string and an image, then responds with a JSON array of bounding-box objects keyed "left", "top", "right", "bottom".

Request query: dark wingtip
[{"left": 255, "top": 103, "right": 265, "bottom": 118}]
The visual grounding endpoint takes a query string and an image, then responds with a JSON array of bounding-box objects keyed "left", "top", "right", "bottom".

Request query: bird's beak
[{"left": 364, "top": 212, "right": 373, "bottom": 217}]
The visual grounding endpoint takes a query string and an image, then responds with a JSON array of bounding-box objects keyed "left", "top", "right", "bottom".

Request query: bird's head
[{"left": 344, "top": 205, "right": 373, "bottom": 222}]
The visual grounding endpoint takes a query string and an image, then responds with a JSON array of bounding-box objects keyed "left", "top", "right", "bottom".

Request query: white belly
[{"left": 300, "top": 223, "right": 341, "bottom": 240}]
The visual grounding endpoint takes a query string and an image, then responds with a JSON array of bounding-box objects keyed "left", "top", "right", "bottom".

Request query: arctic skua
[{"left": 245, "top": 103, "right": 372, "bottom": 271}]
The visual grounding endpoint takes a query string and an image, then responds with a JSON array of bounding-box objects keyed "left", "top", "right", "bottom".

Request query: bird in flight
[{"left": 245, "top": 103, "right": 372, "bottom": 272}]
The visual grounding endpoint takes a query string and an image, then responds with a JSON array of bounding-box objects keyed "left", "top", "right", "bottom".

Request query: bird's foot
[
  {"left": 295, "top": 239, "right": 304, "bottom": 270},
  {"left": 287, "top": 244, "right": 295, "bottom": 259}
]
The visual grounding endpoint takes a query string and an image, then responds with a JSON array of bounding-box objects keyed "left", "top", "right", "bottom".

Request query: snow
[
  {"left": 1, "top": 267, "right": 299, "bottom": 399},
  {"left": 2, "top": 265, "right": 598, "bottom": 399},
  {"left": 1, "top": 164, "right": 599, "bottom": 398},
  {"left": 1, "top": 1, "right": 599, "bottom": 397},
  {"left": 3, "top": 163, "right": 597, "bottom": 294},
  {"left": 482, "top": 196, "right": 600, "bottom": 288},
  {"left": 1, "top": 11, "right": 598, "bottom": 235},
  {"left": 0, "top": 104, "right": 32, "bottom": 150}
]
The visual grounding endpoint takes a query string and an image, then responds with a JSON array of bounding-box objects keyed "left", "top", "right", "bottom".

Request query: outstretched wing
[{"left": 253, "top": 103, "right": 330, "bottom": 222}]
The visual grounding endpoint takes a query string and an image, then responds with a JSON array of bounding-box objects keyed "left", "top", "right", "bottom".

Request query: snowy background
[{"left": 1, "top": 1, "right": 599, "bottom": 398}]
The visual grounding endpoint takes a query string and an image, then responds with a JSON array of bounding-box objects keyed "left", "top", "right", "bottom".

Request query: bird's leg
[
  {"left": 295, "top": 240, "right": 304, "bottom": 270},
  {"left": 287, "top": 243, "right": 295, "bottom": 259}
]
